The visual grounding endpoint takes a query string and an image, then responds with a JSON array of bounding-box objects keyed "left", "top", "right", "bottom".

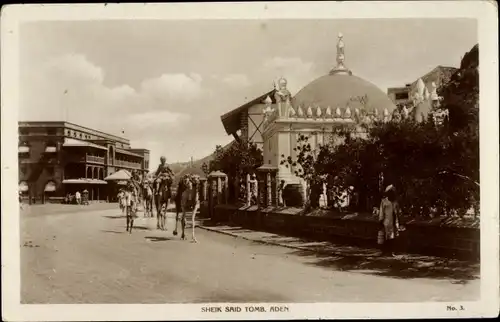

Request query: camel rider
[{"left": 155, "top": 156, "right": 174, "bottom": 184}]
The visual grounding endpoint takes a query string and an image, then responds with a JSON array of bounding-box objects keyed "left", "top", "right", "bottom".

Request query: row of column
[
  {"left": 85, "top": 165, "right": 104, "bottom": 180},
  {"left": 206, "top": 167, "right": 280, "bottom": 210}
]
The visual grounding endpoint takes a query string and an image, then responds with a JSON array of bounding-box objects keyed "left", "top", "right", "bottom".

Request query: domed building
[{"left": 260, "top": 32, "right": 397, "bottom": 185}]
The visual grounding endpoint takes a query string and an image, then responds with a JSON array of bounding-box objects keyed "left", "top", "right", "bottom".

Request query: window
[
  {"left": 395, "top": 92, "right": 409, "bottom": 100},
  {"left": 73, "top": 132, "right": 77, "bottom": 137},
  {"left": 19, "top": 165, "right": 27, "bottom": 176},
  {"left": 46, "top": 166, "right": 55, "bottom": 176}
]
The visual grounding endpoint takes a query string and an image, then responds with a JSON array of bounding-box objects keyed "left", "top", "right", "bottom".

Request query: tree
[
  {"left": 280, "top": 133, "right": 321, "bottom": 208},
  {"left": 209, "top": 140, "right": 263, "bottom": 179},
  {"left": 280, "top": 127, "right": 355, "bottom": 209}
]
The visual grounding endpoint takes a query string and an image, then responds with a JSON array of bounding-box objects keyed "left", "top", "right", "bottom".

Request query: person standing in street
[
  {"left": 378, "top": 185, "right": 401, "bottom": 257},
  {"left": 75, "top": 191, "right": 81, "bottom": 205}
]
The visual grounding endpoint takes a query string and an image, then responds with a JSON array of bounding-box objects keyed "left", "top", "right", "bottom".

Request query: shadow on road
[
  {"left": 290, "top": 248, "right": 479, "bottom": 284},
  {"left": 101, "top": 230, "right": 124, "bottom": 234},
  {"left": 132, "top": 226, "right": 150, "bottom": 231},
  {"left": 103, "top": 215, "right": 126, "bottom": 219},
  {"left": 145, "top": 236, "right": 173, "bottom": 242}
]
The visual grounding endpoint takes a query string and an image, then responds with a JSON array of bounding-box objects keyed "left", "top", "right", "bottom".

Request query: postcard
[{"left": 1, "top": 1, "right": 498, "bottom": 320}]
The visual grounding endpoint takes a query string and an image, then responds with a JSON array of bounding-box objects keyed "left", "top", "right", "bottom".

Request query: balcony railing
[
  {"left": 86, "top": 155, "right": 105, "bottom": 164},
  {"left": 114, "top": 160, "right": 142, "bottom": 169}
]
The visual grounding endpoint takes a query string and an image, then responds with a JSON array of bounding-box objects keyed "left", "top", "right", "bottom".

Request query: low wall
[{"left": 212, "top": 204, "right": 480, "bottom": 260}]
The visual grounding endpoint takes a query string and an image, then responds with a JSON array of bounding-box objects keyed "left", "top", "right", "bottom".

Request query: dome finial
[{"left": 330, "top": 32, "right": 352, "bottom": 76}]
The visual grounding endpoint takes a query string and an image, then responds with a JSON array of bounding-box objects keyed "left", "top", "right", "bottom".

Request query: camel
[
  {"left": 153, "top": 174, "right": 173, "bottom": 230},
  {"left": 173, "top": 174, "right": 200, "bottom": 242}
]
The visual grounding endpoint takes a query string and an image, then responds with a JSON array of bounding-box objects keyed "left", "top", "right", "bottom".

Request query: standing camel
[
  {"left": 173, "top": 174, "right": 200, "bottom": 242},
  {"left": 153, "top": 174, "right": 172, "bottom": 230}
]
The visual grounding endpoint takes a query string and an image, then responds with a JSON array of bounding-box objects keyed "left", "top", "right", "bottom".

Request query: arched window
[
  {"left": 109, "top": 146, "right": 115, "bottom": 165},
  {"left": 46, "top": 166, "right": 55, "bottom": 176},
  {"left": 19, "top": 165, "right": 28, "bottom": 177},
  {"left": 93, "top": 167, "right": 98, "bottom": 179},
  {"left": 86, "top": 167, "right": 92, "bottom": 179}
]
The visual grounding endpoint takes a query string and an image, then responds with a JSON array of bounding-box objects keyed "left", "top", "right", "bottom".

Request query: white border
[{"left": 1, "top": 1, "right": 499, "bottom": 320}]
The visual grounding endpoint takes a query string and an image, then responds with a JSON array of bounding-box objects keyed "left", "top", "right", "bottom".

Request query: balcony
[
  {"left": 86, "top": 155, "right": 105, "bottom": 164},
  {"left": 114, "top": 160, "right": 142, "bottom": 170}
]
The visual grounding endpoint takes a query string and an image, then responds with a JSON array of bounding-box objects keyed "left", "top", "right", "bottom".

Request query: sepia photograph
[{"left": 1, "top": 1, "right": 498, "bottom": 321}]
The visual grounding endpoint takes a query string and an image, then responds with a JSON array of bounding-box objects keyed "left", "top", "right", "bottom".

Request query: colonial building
[
  {"left": 387, "top": 65, "right": 457, "bottom": 107},
  {"left": 18, "top": 121, "right": 150, "bottom": 203}
]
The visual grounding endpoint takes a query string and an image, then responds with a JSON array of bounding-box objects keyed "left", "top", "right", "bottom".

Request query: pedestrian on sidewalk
[
  {"left": 75, "top": 191, "right": 81, "bottom": 205},
  {"left": 278, "top": 180, "right": 286, "bottom": 207},
  {"left": 378, "top": 184, "right": 401, "bottom": 257}
]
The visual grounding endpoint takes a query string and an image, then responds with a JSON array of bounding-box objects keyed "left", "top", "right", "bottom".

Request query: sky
[{"left": 19, "top": 19, "right": 477, "bottom": 168}]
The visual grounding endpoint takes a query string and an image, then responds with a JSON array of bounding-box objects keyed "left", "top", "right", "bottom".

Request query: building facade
[
  {"left": 18, "top": 121, "right": 150, "bottom": 203},
  {"left": 220, "top": 33, "right": 399, "bottom": 200},
  {"left": 387, "top": 65, "right": 458, "bottom": 107}
]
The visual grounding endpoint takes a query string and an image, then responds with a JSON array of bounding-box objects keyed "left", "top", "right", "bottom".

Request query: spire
[
  {"left": 430, "top": 81, "right": 439, "bottom": 101},
  {"left": 330, "top": 32, "right": 352, "bottom": 76}
]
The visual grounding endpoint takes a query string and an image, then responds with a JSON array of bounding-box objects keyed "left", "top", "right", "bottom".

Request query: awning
[
  {"left": 19, "top": 181, "right": 28, "bottom": 192},
  {"left": 62, "top": 178, "right": 108, "bottom": 184},
  {"left": 63, "top": 138, "right": 108, "bottom": 150},
  {"left": 115, "top": 148, "right": 143, "bottom": 157},
  {"left": 220, "top": 89, "right": 276, "bottom": 135},
  {"left": 44, "top": 181, "right": 56, "bottom": 192},
  {"left": 45, "top": 146, "right": 57, "bottom": 153},
  {"left": 104, "top": 169, "right": 131, "bottom": 181},
  {"left": 18, "top": 146, "right": 30, "bottom": 153}
]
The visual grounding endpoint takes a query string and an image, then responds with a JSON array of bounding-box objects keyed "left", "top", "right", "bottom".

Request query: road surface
[{"left": 20, "top": 205, "right": 479, "bottom": 303}]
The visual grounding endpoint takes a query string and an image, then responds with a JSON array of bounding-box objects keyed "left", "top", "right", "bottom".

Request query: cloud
[
  {"left": 20, "top": 53, "right": 230, "bottom": 165},
  {"left": 216, "top": 73, "right": 251, "bottom": 88},
  {"left": 126, "top": 111, "right": 191, "bottom": 130},
  {"left": 140, "top": 73, "right": 204, "bottom": 101}
]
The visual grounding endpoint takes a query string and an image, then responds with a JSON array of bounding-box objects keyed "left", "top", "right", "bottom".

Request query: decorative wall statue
[
  {"left": 274, "top": 77, "right": 292, "bottom": 117},
  {"left": 262, "top": 95, "right": 275, "bottom": 125}
]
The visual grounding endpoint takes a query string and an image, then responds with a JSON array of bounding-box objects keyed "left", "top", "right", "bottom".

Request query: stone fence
[
  {"left": 201, "top": 169, "right": 479, "bottom": 260},
  {"left": 211, "top": 204, "right": 480, "bottom": 261}
]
